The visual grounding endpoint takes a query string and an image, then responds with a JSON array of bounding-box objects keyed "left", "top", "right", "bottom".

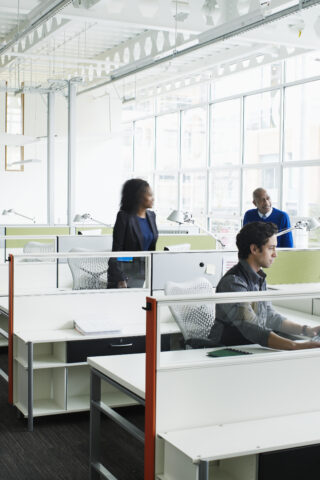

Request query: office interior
[{"left": 1, "top": 1, "right": 320, "bottom": 480}]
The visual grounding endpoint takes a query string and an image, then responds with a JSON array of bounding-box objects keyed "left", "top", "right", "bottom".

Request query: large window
[
  {"left": 181, "top": 107, "right": 207, "bottom": 169},
  {"left": 210, "top": 99, "right": 241, "bottom": 166},
  {"left": 244, "top": 91, "right": 281, "bottom": 165},
  {"left": 123, "top": 51, "right": 320, "bottom": 246},
  {"left": 284, "top": 81, "right": 320, "bottom": 162},
  {"left": 156, "top": 113, "right": 179, "bottom": 171}
]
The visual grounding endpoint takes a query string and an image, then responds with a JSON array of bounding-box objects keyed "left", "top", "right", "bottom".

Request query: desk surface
[
  {"left": 159, "top": 409, "right": 320, "bottom": 462},
  {"left": 15, "top": 320, "right": 179, "bottom": 344},
  {"left": 87, "top": 344, "right": 312, "bottom": 402}
]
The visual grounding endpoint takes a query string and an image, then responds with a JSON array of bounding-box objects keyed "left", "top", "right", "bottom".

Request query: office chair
[
  {"left": 22, "top": 241, "right": 55, "bottom": 261},
  {"left": 67, "top": 248, "right": 109, "bottom": 290},
  {"left": 164, "top": 277, "right": 216, "bottom": 349}
]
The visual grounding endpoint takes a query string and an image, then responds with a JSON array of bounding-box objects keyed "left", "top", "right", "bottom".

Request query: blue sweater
[{"left": 243, "top": 207, "right": 294, "bottom": 248}]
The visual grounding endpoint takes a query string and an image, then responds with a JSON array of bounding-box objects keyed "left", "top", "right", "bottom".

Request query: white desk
[
  {"left": 14, "top": 320, "right": 179, "bottom": 432},
  {"left": 88, "top": 346, "right": 320, "bottom": 480}
]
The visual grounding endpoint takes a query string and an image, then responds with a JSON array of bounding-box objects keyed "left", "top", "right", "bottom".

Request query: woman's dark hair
[
  {"left": 120, "top": 178, "right": 150, "bottom": 214},
  {"left": 236, "top": 222, "right": 278, "bottom": 259}
]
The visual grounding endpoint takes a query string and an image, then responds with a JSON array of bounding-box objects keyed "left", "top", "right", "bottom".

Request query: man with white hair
[{"left": 243, "top": 187, "right": 293, "bottom": 248}]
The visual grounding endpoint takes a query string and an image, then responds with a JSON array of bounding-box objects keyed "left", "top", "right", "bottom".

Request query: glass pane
[
  {"left": 285, "top": 51, "right": 320, "bottom": 83},
  {"left": 283, "top": 166, "right": 320, "bottom": 218},
  {"left": 210, "top": 99, "right": 241, "bottom": 165},
  {"left": 244, "top": 91, "right": 280, "bottom": 164},
  {"left": 181, "top": 172, "right": 206, "bottom": 216},
  {"left": 284, "top": 81, "right": 320, "bottom": 162},
  {"left": 210, "top": 168, "right": 240, "bottom": 216},
  {"left": 209, "top": 217, "right": 241, "bottom": 250},
  {"left": 212, "top": 62, "right": 282, "bottom": 100},
  {"left": 242, "top": 167, "right": 279, "bottom": 215},
  {"left": 283, "top": 166, "right": 320, "bottom": 247},
  {"left": 181, "top": 107, "right": 207, "bottom": 168},
  {"left": 156, "top": 84, "right": 208, "bottom": 114},
  {"left": 154, "top": 173, "right": 178, "bottom": 217},
  {"left": 134, "top": 118, "right": 155, "bottom": 171},
  {"left": 156, "top": 113, "right": 179, "bottom": 170},
  {"left": 122, "top": 98, "right": 154, "bottom": 122},
  {"left": 121, "top": 123, "right": 133, "bottom": 171}
]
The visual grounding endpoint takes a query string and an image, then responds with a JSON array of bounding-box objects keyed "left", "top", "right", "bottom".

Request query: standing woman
[{"left": 108, "top": 178, "right": 158, "bottom": 288}]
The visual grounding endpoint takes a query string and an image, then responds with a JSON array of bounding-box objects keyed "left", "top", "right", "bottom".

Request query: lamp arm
[
  {"left": 192, "top": 221, "right": 225, "bottom": 248},
  {"left": 276, "top": 226, "right": 295, "bottom": 237},
  {"left": 14, "top": 211, "right": 35, "bottom": 223},
  {"left": 90, "top": 217, "right": 111, "bottom": 227}
]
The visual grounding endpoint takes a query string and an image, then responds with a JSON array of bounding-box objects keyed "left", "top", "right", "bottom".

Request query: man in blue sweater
[{"left": 243, "top": 188, "right": 293, "bottom": 248}]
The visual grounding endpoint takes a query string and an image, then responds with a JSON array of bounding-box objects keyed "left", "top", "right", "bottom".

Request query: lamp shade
[
  {"left": 305, "top": 217, "right": 320, "bottom": 231},
  {"left": 167, "top": 210, "right": 185, "bottom": 224}
]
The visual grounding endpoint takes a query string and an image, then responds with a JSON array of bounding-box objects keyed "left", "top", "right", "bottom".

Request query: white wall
[
  {"left": 0, "top": 88, "right": 47, "bottom": 224},
  {"left": 0, "top": 83, "right": 127, "bottom": 226}
]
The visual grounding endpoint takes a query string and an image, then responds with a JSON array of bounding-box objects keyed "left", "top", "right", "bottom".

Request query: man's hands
[{"left": 293, "top": 341, "right": 320, "bottom": 350}]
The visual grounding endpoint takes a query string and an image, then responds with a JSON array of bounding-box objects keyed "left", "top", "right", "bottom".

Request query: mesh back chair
[
  {"left": 67, "top": 249, "right": 109, "bottom": 290},
  {"left": 165, "top": 277, "right": 216, "bottom": 349},
  {"left": 23, "top": 241, "right": 55, "bottom": 261}
]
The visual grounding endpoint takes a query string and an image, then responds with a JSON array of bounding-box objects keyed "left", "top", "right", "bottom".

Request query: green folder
[{"left": 207, "top": 348, "right": 252, "bottom": 358}]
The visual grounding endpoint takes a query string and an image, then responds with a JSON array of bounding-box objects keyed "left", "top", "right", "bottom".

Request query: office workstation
[{"left": 1, "top": 0, "right": 320, "bottom": 479}]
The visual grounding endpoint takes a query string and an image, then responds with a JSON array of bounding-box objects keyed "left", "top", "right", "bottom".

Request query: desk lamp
[
  {"left": 73, "top": 213, "right": 111, "bottom": 227},
  {"left": 2, "top": 209, "right": 35, "bottom": 223},
  {"left": 167, "top": 210, "right": 225, "bottom": 248},
  {"left": 277, "top": 217, "right": 320, "bottom": 237}
]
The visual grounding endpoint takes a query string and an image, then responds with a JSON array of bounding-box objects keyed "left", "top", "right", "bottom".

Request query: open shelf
[{"left": 66, "top": 365, "right": 138, "bottom": 412}]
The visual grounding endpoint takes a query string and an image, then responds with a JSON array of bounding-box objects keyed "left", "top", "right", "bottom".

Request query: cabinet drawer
[{"left": 67, "top": 336, "right": 145, "bottom": 362}]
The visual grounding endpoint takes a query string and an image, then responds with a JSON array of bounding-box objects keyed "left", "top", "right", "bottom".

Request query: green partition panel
[
  {"left": 267, "top": 250, "right": 320, "bottom": 284},
  {"left": 156, "top": 234, "right": 216, "bottom": 251},
  {"left": 5, "top": 227, "right": 70, "bottom": 248}
]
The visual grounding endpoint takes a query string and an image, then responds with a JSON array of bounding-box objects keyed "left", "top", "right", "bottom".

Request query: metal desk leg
[
  {"left": 199, "top": 460, "right": 209, "bottom": 480},
  {"left": 90, "top": 370, "right": 101, "bottom": 480},
  {"left": 27, "top": 342, "right": 33, "bottom": 432}
]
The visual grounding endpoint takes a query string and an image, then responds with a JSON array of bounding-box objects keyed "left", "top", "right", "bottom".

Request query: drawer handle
[{"left": 110, "top": 343, "right": 133, "bottom": 348}]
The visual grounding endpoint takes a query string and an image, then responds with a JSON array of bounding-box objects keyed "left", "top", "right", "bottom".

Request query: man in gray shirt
[{"left": 209, "top": 222, "right": 320, "bottom": 350}]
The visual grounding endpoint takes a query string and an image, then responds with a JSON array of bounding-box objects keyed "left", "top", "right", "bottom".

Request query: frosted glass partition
[
  {"left": 155, "top": 286, "right": 320, "bottom": 366},
  {"left": 12, "top": 251, "right": 151, "bottom": 294},
  {"left": 0, "top": 235, "right": 57, "bottom": 263}
]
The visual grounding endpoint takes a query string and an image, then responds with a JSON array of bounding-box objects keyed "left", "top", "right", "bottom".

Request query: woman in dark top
[{"left": 108, "top": 179, "right": 158, "bottom": 288}]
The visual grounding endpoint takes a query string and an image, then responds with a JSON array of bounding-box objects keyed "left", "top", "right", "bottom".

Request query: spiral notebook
[{"left": 207, "top": 348, "right": 252, "bottom": 358}]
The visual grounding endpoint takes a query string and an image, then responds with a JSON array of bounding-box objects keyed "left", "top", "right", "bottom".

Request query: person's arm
[
  {"left": 108, "top": 212, "right": 128, "bottom": 287},
  {"left": 216, "top": 276, "right": 273, "bottom": 347},
  {"left": 276, "top": 318, "right": 320, "bottom": 338},
  {"left": 243, "top": 211, "right": 249, "bottom": 226},
  {"left": 267, "top": 331, "right": 320, "bottom": 350},
  {"left": 278, "top": 212, "right": 294, "bottom": 248}
]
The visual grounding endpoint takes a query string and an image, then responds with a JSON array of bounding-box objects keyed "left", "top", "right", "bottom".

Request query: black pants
[{"left": 108, "top": 257, "right": 146, "bottom": 288}]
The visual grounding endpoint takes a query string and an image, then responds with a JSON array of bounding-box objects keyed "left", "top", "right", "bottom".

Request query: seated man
[
  {"left": 243, "top": 188, "right": 293, "bottom": 248},
  {"left": 209, "top": 222, "right": 320, "bottom": 350}
]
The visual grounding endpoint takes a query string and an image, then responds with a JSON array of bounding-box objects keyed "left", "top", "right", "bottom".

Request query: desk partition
[{"left": 144, "top": 288, "right": 320, "bottom": 480}]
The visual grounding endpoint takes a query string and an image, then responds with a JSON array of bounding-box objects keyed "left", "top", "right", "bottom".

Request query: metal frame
[{"left": 89, "top": 368, "right": 145, "bottom": 480}]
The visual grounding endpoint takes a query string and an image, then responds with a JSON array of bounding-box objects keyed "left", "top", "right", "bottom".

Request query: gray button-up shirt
[{"left": 210, "top": 259, "right": 285, "bottom": 347}]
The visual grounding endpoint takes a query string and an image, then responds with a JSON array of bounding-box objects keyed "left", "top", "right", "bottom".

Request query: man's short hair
[{"left": 236, "top": 222, "right": 278, "bottom": 259}]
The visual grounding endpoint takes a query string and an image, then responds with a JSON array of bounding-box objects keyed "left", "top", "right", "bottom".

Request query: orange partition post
[
  {"left": 8, "top": 254, "right": 14, "bottom": 404},
  {"left": 144, "top": 296, "right": 158, "bottom": 480}
]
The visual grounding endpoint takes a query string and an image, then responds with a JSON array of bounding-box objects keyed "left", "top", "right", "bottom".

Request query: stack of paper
[{"left": 74, "top": 317, "right": 122, "bottom": 335}]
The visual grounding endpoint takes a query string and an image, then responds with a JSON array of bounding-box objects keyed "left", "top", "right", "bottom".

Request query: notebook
[
  {"left": 207, "top": 348, "right": 252, "bottom": 358},
  {"left": 74, "top": 317, "right": 121, "bottom": 335}
]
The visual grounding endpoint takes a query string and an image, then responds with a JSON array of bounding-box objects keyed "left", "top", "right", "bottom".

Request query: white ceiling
[{"left": 0, "top": 0, "right": 319, "bottom": 97}]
